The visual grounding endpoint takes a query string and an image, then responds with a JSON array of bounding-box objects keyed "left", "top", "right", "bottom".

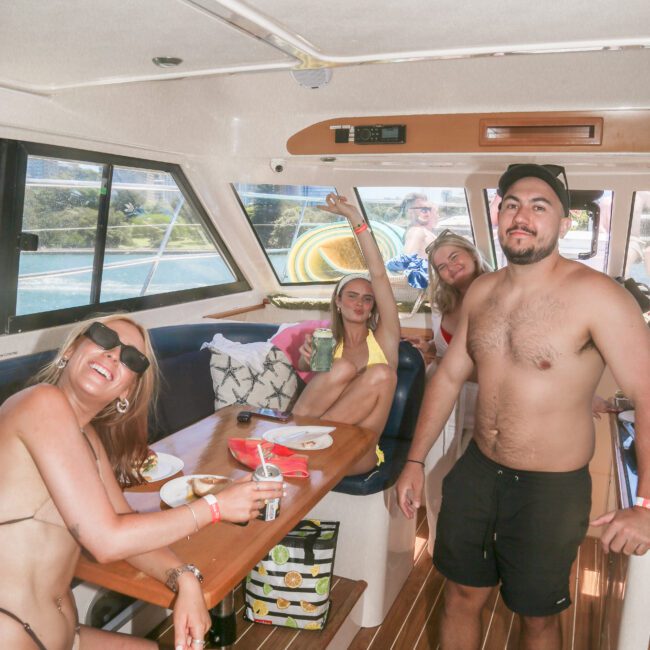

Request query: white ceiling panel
[
  {"left": 0, "top": 0, "right": 294, "bottom": 91},
  {"left": 245, "top": 0, "right": 650, "bottom": 55},
  {"left": 0, "top": 0, "right": 648, "bottom": 94}
]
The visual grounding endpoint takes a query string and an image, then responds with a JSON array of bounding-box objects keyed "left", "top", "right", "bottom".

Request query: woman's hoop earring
[
  {"left": 56, "top": 357, "right": 68, "bottom": 369},
  {"left": 116, "top": 397, "right": 129, "bottom": 414}
]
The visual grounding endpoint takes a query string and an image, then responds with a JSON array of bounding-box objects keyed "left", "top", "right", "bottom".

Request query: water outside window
[
  {"left": 18, "top": 157, "right": 102, "bottom": 314},
  {"left": 102, "top": 166, "right": 234, "bottom": 301},
  {"left": 17, "top": 156, "right": 235, "bottom": 316}
]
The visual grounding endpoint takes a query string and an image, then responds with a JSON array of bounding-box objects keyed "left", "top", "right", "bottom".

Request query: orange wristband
[
  {"left": 635, "top": 496, "right": 650, "bottom": 510},
  {"left": 353, "top": 223, "right": 368, "bottom": 235},
  {"left": 202, "top": 494, "right": 221, "bottom": 522}
]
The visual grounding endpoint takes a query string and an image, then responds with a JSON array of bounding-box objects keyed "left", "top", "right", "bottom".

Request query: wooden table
[{"left": 75, "top": 405, "right": 374, "bottom": 642}]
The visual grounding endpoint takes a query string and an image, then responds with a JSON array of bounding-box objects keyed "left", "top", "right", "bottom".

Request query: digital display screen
[{"left": 381, "top": 126, "right": 399, "bottom": 139}]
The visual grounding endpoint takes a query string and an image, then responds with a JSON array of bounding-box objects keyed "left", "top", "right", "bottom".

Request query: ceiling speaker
[{"left": 291, "top": 68, "right": 332, "bottom": 89}]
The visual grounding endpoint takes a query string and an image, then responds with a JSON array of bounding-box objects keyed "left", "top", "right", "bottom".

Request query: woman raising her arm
[
  {"left": 0, "top": 315, "right": 281, "bottom": 650},
  {"left": 292, "top": 193, "right": 401, "bottom": 474}
]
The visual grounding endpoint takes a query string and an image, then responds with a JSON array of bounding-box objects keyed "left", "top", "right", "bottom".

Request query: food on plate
[
  {"left": 140, "top": 448, "right": 158, "bottom": 474},
  {"left": 190, "top": 475, "right": 230, "bottom": 497}
]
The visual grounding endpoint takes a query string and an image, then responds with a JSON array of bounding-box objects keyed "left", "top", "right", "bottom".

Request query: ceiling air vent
[{"left": 479, "top": 117, "right": 603, "bottom": 146}]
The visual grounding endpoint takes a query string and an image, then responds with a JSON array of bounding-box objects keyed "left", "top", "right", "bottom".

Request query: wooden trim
[
  {"left": 205, "top": 302, "right": 266, "bottom": 320},
  {"left": 287, "top": 110, "right": 650, "bottom": 154},
  {"left": 478, "top": 116, "right": 603, "bottom": 146}
]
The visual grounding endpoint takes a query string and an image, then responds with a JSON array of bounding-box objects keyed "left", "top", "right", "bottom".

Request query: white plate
[
  {"left": 262, "top": 425, "right": 335, "bottom": 451},
  {"left": 142, "top": 452, "right": 184, "bottom": 482},
  {"left": 618, "top": 410, "right": 635, "bottom": 423},
  {"left": 160, "top": 474, "right": 231, "bottom": 507}
]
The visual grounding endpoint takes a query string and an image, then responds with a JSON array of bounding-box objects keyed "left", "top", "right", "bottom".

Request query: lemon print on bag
[
  {"left": 300, "top": 600, "right": 317, "bottom": 613},
  {"left": 276, "top": 597, "right": 291, "bottom": 609},
  {"left": 262, "top": 583, "right": 273, "bottom": 596},
  {"left": 310, "top": 565, "right": 320, "bottom": 577},
  {"left": 305, "top": 621, "right": 322, "bottom": 630},
  {"left": 271, "top": 544, "right": 289, "bottom": 565},
  {"left": 284, "top": 571, "right": 303, "bottom": 588},
  {"left": 315, "top": 577, "right": 330, "bottom": 595},
  {"left": 285, "top": 617, "right": 298, "bottom": 628},
  {"left": 257, "top": 564, "right": 267, "bottom": 576},
  {"left": 252, "top": 600, "right": 269, "bottom": 617}
]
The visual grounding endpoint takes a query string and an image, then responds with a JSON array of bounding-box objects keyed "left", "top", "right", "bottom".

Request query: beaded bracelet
[
  {"left": 353, "top": 223, "right": 368, "bottom": 235},
  {"left": 202, "top": 494, "right": 221, "bottom": 523},
  {"left": 406, "top": 459, "right": 425, "bottom": 467},
  {"left": 635, "top": 496, "right": 650, "bottom": 510}
]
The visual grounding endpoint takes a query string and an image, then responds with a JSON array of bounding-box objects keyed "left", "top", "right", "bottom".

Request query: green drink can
[{"left": 310, "top": 328, "right": 335, "bottom": 372}]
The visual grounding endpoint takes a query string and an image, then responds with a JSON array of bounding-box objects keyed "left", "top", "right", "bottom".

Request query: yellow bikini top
[{"left": 333, "top": 329, "right": 388, "bottom": 367}]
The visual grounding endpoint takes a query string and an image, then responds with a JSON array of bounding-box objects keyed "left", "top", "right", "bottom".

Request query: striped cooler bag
[{"left": 244, "top": 520, "right": 340, "bottom": 631}]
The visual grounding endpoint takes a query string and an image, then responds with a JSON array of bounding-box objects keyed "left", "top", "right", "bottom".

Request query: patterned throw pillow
[{"left": 209, "top": 346, "right": 298, "bottom": 411}]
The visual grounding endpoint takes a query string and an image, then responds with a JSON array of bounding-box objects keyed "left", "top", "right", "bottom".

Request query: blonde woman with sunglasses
[{"left": 0, "top": 315, "right": 282, "bottom": 650}]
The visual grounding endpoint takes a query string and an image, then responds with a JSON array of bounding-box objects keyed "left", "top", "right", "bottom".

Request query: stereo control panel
[{"left": 332, "top": 124, "right": 406, "bottom": 144}]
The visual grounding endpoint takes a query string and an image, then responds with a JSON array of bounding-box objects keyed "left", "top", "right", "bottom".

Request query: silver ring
[{"left": 191, "top": 640, "right": 205, "bottom": 646}]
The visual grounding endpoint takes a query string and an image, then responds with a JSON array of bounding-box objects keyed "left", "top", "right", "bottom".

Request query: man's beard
[{"left": 501, "top": 236, "right": 556, "bottom": 265}]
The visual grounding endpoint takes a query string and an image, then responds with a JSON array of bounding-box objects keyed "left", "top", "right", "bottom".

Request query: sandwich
[
  {"left": 190, "top": 476, "right": 230, "bottom": 497},
  {"left": 140, "top": 448, "right": 158, "bottom": 474}
]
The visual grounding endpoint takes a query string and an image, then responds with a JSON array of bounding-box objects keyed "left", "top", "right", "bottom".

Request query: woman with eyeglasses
[
  {"left": 400, "top": 192, "right": 439, "bottom": 259},
  {"left": 0, "top": 315, "right": 282, "bottom": 650},
  {"left": 292, "top": 193, "right": 400, "bottom": 474}
]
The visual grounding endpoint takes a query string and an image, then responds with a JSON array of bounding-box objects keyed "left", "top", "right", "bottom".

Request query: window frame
[{"left": 0, "top": 139, "right": 249, "bottom": 334}]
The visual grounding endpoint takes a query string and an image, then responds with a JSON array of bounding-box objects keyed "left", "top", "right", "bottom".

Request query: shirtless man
[{"left": 396, "top": 163, "right": 650, "bottom": 649}]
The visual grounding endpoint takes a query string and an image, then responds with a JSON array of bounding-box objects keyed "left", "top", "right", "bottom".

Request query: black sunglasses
[
  {"left": 410, "top": 206, "right": 433, "bottom": 212},
  {"left": 84, "top": 322, "right": 150, "bottom": 375}
]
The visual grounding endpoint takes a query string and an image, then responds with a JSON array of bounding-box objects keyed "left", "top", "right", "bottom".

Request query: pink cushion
[{"left": 270, "top": 320, "right": 330, "bottom": 382}]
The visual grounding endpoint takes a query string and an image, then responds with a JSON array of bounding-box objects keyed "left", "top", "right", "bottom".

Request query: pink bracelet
[
  {"left": 202, "top": 494, "right": 221, "bottom": 523},
  {"left": 635, "top": 496, "right": 650, "bottom": 510},
  {"left": 353, "top": 223, "right": 368, "bottom": 235}
]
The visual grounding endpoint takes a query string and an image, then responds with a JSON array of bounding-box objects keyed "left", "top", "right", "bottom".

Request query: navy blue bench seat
[{"left": 0, "top": 322, "right": 425, "bottom": 496}]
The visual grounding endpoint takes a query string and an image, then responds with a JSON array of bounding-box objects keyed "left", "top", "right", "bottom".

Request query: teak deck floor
[
  {"left": 348, "top": 509, "right": 606, "bottom": 650},
  {"left": 153, "top": 508, "right": 606, "bottom": 649}
]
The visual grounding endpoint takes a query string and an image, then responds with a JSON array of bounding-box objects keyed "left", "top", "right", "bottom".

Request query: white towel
[{"left": 201, "top": 333, "right": 273, "bottom": 374}]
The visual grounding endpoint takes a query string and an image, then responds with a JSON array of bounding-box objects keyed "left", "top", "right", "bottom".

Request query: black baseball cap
[{"left": 497, "top": 164, "right": 570, "bottom": 217}]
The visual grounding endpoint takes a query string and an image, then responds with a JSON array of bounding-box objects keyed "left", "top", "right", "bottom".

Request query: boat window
[
  {"left": 625, "top": 191, "right": 650, "bottom": 285},
  {"left": 233, "top": 183, "right": 473, "bottom": 284},
  {"left": 484, "top": 188, "right": 612, "bottom": 271},
  {"left": 233, "top": 183, "right": 340, "bottom": 283},
  {"left": 356, "top": 186, "right": 475, "bottom": 252},
  {"left": 0, "top": 142, "right": 247, "bottom": 334}
]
